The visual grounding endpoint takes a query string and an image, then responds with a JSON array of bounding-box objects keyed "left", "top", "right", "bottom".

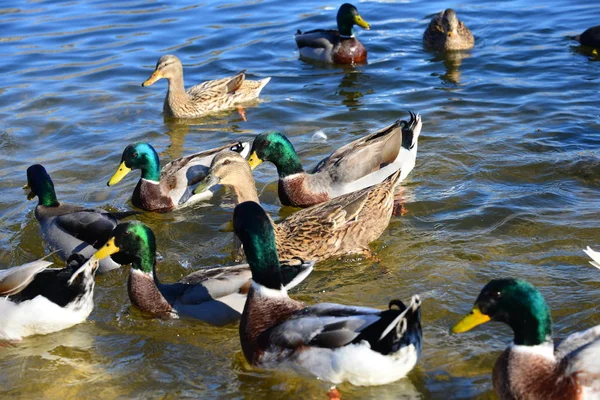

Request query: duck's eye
[
  {"left": 490, "top": 291, "right": 501, "bottom": 299},
  {"left": 222, "top": 159, "right": 231, "bottom": 166},
  {"left": 263, "top": 140, "right": 271, "bottom": 148},
  {"left": 133, "top": 152, "right": 139, "bottom": 158}
]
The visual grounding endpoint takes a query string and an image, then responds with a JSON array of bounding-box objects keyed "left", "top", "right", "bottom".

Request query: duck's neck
[
  {"left": 166, "top": 75, "right": 189, "bottom": 108},
  {"left": 273, "top": 150, "right": 304, "bottom": 179},
  {"left": 140, "top": 153, "right": 161, "bottom": 182},
  {"left": 131, "top": 245, "right": 157, "bottom": 277},
  {"left": 338, "top": 22, "right": 354, "bottom": 38},
  {"left": 38, "top": 187, "right": 59, "bottom": 207},
  {"left": 228, "top": 175, "right": 260, "bottom": 205},
  {"left": 509, "top": 305, "right": 553, "bottom": 347}
]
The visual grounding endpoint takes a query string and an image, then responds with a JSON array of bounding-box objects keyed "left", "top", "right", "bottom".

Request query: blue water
[{"left": 0, "top": 0, "right": 599, "bottom": 398}]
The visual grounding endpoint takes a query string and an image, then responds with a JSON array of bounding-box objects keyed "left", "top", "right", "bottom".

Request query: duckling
[
  {"left": 452, "top": 278, "right": 600, "bottom": 399},
  {"left": 248, "top": 112, "right": 422, "bottom": 208},
  {"left": 142, "top": 55, "right": 271, "bottom": 119},
  {"left": 107, "top": 141, "right": 249, "bottom": 212},
  {"left": 295, "top": 3, "right": 370, "bottom": 64},
  {"left": 24, "top": 164, "right": 137, "bottom": 273},
  {"left": 423, "top": 9, "right": 474, "bottom": 51},
  {"left": 234, "top": 201, "right": 422, "bottom": 385},
  {"left": 1, "top": 254, "right": 99, "bottom": 341},
  {"left": 92, "top": 221, "right": 313, "bottom": 326}
]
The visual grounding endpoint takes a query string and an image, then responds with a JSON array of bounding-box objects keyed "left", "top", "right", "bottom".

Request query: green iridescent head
[
  {"left": 452, "top": 278, "right": 552, "bottom": 346},
  {"left": 24, "top": 164, "right": 59, "bottom": 207},
  {"left": 93, "top": 221, "right": 157, "bottom": 273},
  {"left": 248, "top": 131, "right": 304, "bottom": 178},
  {"left": 108, "top": 143, "right": 161, "bottom": 185},
  {"left": 233, "top": 201, "right": 282, "bottom": 290},
  {"left": 337, "top": 3, "right": 370, "bottom": 37}
]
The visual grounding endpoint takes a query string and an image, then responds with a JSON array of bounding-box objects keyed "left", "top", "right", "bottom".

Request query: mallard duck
[
  {"left": 423, "top": 9, "right": 474, "bottom": 51},
  {"left": 107, "top": 141, "right": 249, "bottom": 212},
  {"left": 584, "top": 246, "right": 600, "bottom": 269},
  {"left": 91, "top": 221, "right": 313, "bottom": 326},
  {"left": 574, "top": 26, "right": 600, "bottom": 51},
  {"left": 247, "top": 112, "right": 422, "bottom": 208},
  {"left": 1, "top": 254, "right": 99, "bottom": 341},
  {"left": 142, "top": 54, "right": 271, "bottom": 119},
  {"left": 295, "top": 3, "right": 370, "bottom": 64},
  {"left": 233, "top": 201, "right": 422, "bottom": 385},
  {"left": 196, "top": 151, "right": 403, "bottom": 261},
  {"left": 452, "top": 278, "right": 600, "bottom": 399},
  {"left": 24, "top": 164, "right": 137, "bottom": 273}
]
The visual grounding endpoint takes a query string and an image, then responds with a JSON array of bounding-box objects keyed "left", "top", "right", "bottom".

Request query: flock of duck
[{"left": 2, "top": 3, "right": 600, "bottom": 399}]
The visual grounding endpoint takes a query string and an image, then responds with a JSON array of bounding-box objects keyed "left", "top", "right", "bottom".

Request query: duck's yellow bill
[
  {"left": 93, "top": 237, "right": 120, "bottom": 260},
  {"left": 142, "top": 71, "right": 162, "bottom": 87},
  {"left": 23, "top": 184, "right": 35, "bottom": 200},
  {"left": 354, "top": 15, "right": 370, "bottom": 30},
  {"left": 247, "top": 152, "right": 263, "bottom": 170},
  {"left": 219, "top": 220, "right": 234, "bottom": 232},
  {"left": 451, "top": 306, "right": 491, "bottom": 334},
  {"left": 108, "top": 162, "right": 131, "bottom": 186}
]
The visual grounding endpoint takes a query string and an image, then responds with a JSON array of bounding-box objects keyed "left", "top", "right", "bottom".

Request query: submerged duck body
[
  {"left": 233, "top": 201, "right": 423, "bottom": 385},
  {"left": 248, "top": 112, "right": 422, "bottom": 208},
  {"left": 108, "top": 141, "right": 249, "bottom": 212},
  {"left": 142, "top": 55, "right": 271, "bottom": 119},
  {"left": 0, "top": 254, "right": 99, "bottom": 341},
  {"left": 93, "top": 221, "right": 313, "bottom": 326},
  {"left": 25, "top": 164, "right": 136, "bottom": 273},
  {"left": 452, "top": 278, "right": 600, "bottom": 399},
  {"left": 295, "top": 3, "right": 370, "bottom": 64},
  {"left": 423, "top": 9, "right": 474, "bottom": 51}
]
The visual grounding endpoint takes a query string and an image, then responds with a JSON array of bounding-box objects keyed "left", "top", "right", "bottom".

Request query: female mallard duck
[
  {"left": 248, "top": 112, "right": 422, "bottom": 208},
  {"left": 24, "top": 164, "right": 137, "bottom": 273},
  {"left": 196, "top": 151, "right": 402, "bottom": 261},
  {"left": 423, "top": 9, "right": 474, "bottom": 51},
  {"left": 91, "top": 221, "right": 313, "bottom": 326},
  {"left": 584, "top": 247, "right": 600, "bottom": 269},
  {"left": 1, "top": 254, "right": 99, "bottom": 341},
  {"left": 295, "top": 3, "right": 370, "bottom": 64},
  {"left": 107, "top": 141, "right": 249, "bottom": 212},
  {"left": 142, "top": 54, "right": 271, "bottom": 119},
  {"left": 233, "top": 201, "right": 422, "bottom": 385},
  {"left": 574, "top": 26, "right": 600, "bottom": 51},
  {"left": 452, "top": 278, "right": 600, "bottom": 399}
]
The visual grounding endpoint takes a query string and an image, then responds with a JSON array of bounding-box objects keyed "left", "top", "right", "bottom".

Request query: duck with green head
[
  {"left": 24, "top": 164, "right": 137, "bottom": 273},
  {"left": 107, "top": 141, "right": 249, "bottom": 212},
  {"left": 196, "top": 150, "right": 404, "bottom": 262},
  {"left": 91, "top": 220, "right": 313, "bottom": 326},
  {"left": 0, "top": 254, "right": 100, "bottom": 341},
  {"left": 295, "top": 3, "right": 371, "bottom": 64},
  {"left": 141, "top": 54, "right": 271, "bottom": 119},
  {"left": 234, "top": 200, "right": 423, "bottom": 385},
  {"left": 452, "top": 278, "right": 600, "bottom": 399},
  {"left": 247, "top": 112, "right": 422, "bottom": 207}
]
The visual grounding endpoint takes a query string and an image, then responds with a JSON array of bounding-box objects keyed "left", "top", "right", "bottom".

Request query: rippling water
[{"left": 1, "top": 0, "right": 599, "bottom": 398}]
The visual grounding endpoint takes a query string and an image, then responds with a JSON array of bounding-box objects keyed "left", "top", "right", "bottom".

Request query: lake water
[{"left": 1, "top": 0, "right": 599, "bottom": 398}]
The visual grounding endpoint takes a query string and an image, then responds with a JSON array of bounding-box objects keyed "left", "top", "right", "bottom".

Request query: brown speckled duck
[
  {"left": 247, "top": 112, "right": 422, "bottom": 208},
  {"left": 195, "top": 151, "right": 402, "bottom": 261},
  {"left": 92, "top": 221, "right": 313, "bottom": 326},
  {"left": 452, "top": 278, "right": 600, "bottom": 399},
  {"left": 295, "top": 3, "right": 370, "bottom": 64},
  {"left": 423, "top": 9, "right": 474, "bottom": 51},
  {"left": 142, "top": 55, "right": 271, "bottom": 119}
]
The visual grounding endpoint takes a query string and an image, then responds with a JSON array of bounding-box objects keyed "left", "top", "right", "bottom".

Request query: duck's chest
[
  {"left": 278, "top": 175, "right": 330, "bottom": 207},
  {"left": 133, "top": 179, "right": 175, "bottom": 212},
  {"left": 333, "top": 38, "right": 367, "bottom": 64}
]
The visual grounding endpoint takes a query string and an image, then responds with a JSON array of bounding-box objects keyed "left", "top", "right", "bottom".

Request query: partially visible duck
[
  {"left": 573, "top": 26, "right": 600, "bottom": 54},
  {"left": 92, "top": 221, "right": 313, "bottom": 326},
  {"left": 584, "top": 246, "right": 600, "bottom": 269},
  {"left": 423, "top": 9, "right": 474, "bottom": 51},
  {"left": 452, "top": 278, "right": 600, "bottom": 399},
  {"left": 248, "top": 112, "right": 422, "bottom": 208},
  {"left": 24, "top": 164, "right": 137, "bottom": 273},
  {"left": 234, "top": 201, "right": 423, "bottom": 385},
  {"left": 197, "top": 151, "right": 403, "bottom": 261},
  {"left": 142, "top": 54, "right": 271, "bottom": 119},
  {"left": 1, "top": 254, "right": 99, "bottom": 341},
  {"left": 107, "top": 141, "right": 249, "bottom": 212},
  {"left": 295, "top": 3, "right": 370, "bottom": 64}
]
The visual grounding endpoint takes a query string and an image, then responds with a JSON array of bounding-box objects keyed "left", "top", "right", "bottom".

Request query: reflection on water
[
  {"left": 428, "top": 51, "right": 471, "bottom": 84},
  {"left": 338, "top": 69, "right": 365, "bottom": 109}
]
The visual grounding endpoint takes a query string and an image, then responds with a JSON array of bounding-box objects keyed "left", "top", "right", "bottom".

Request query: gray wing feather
[{"left": 0, "top": 259, "right": 53, "bottom": 296}]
